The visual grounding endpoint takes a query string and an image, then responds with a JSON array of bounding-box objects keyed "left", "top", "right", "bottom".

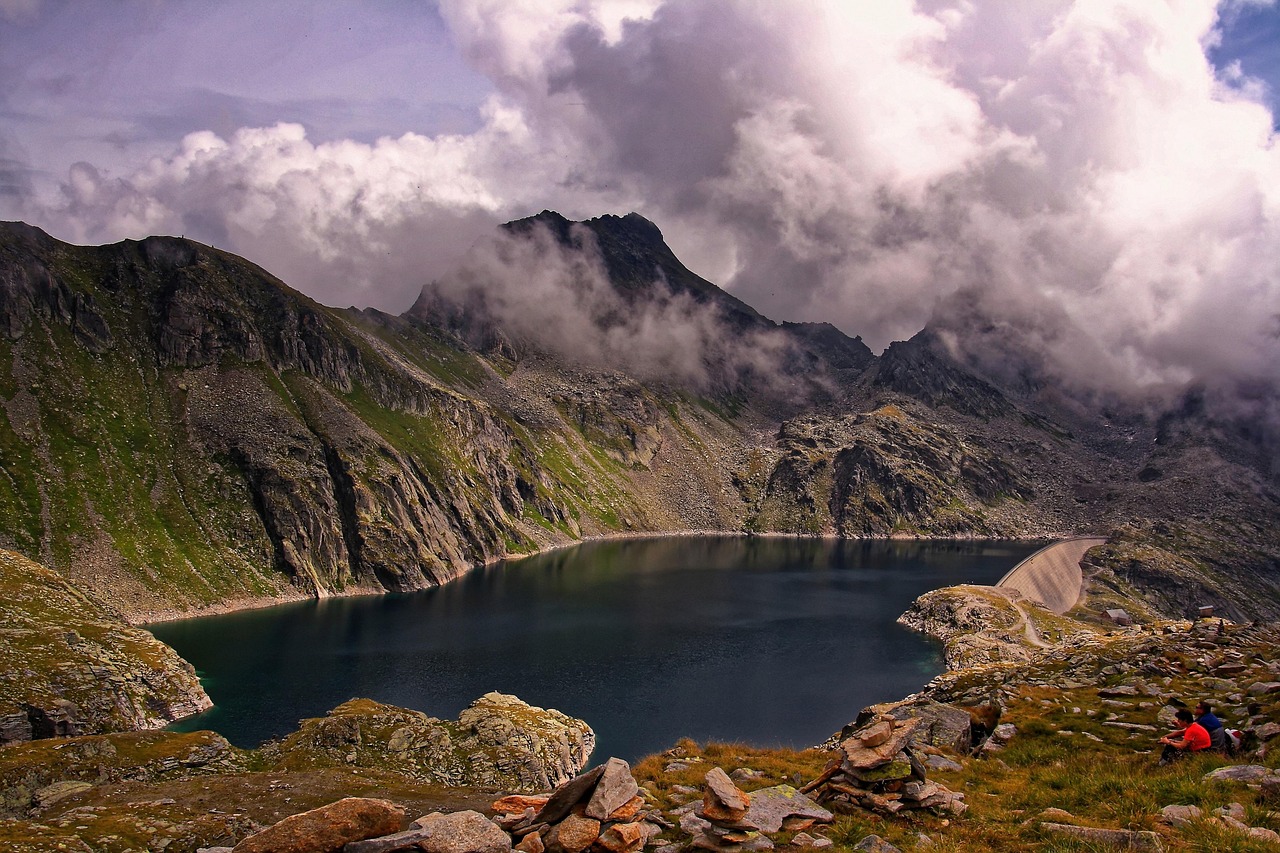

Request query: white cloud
[{"left": 9, "top": 0, "right": 1280, "bottom": 411}]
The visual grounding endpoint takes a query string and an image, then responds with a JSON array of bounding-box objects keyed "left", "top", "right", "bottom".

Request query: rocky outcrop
[
  {"left": 896, "top": 585, "right": 1043, "bottom": 669},
  {"left": 0, "top": 729, "right": 242, "bottom": 818},
  {"left": 750, "top": 406, "right": 1036, "bottom": 537},
  {"left": 272, "top": 694, "right": 595, "bottom": 792},
  {"left": 0, "top": 549, "right": 210, "bottom": 746}
]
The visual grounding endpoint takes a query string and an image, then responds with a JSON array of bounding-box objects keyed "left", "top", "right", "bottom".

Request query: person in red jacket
[{"left": 1158, "top": 709, "right": 1211, "bottom": 765}]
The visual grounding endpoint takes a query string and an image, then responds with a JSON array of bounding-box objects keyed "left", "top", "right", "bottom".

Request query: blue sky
[{"left": 1211, "top": 0, "right": 1280, "bottom": 121}]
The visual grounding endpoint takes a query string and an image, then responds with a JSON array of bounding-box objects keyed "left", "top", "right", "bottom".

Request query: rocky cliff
[
  {"left": 0, "top": 549, "right": 209, "bottom": 746},
  {"left": 1, "top": 214, "right": 1278, "bottom": 624}
]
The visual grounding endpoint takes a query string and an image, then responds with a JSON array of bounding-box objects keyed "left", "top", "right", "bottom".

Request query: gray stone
[
  {"left": 1098, "top": 686, "right": 1140, "bottom": 697},
  {"left": 1253, "top": 722, "right": 1280, "bottom": 741},
  {"left": 1159, "top": 805, "right": 1202, "bottom": 827},
  {"left": 343, "top": 825, "right": 434, "bottom": 853},
  {"left": 744, "top": 785, "right": 832, "bottom": 833},
  {"left": 1246, "top": 682, "right": 1280, "bottom": 695},
  {"left": 1204, "top": 765, "right": 1280, "bottom": 784},
  {"left": 851, "top": 835, "right": 902, "bottom": 853},
  {"left": 680, "top": 811, "right": 772, "bottom": 853},
  {"left": 925, "top": 754, "right": 963, "bottom": 772},
  {"left": 991, "top": 723, "right": 1017, "bottom": 743},
  {"left": 585, "top": 758, "right": 640, "bottom": 820},
  {"left": 1039, "top": 822, "right": 1162, "bottom": 851},
  {"left": 416, "top": 810, "right": 512, "bottom": 853},
  {"left": 789, "top": 832, "right": 832, "bottom": 849},
  {"left": 0, "top": 712, "right": 33, "bottom": 746}
]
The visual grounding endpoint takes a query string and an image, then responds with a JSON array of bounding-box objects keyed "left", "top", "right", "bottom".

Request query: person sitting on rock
[
  {"left": 1194, "top": 700, "right": 1227, "bottom": 752},
  {"left": 1158, "top": 709, "right": 1211, "bottom": 765}
]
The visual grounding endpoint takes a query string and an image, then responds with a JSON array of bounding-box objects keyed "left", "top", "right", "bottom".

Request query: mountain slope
[{"left": 1, "top": 215, "right": 1278, "bottom": 622}]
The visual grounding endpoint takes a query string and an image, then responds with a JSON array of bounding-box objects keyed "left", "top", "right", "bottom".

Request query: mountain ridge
[{"left": 0, "top": 216, "right": 1277, "bottom": 624}]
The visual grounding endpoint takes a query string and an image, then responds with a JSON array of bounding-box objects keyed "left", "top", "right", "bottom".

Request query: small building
[
  {"left": 1198, "top": 605, "right": 1215, "bottom": 618},
  {"left": 1104, "top": 608, "right": 1132, "bottom": 626}
]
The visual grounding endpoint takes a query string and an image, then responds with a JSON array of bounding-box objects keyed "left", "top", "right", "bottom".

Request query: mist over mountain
[{"left": 0, "top": 211, "right": 1277, "bottom": 625}]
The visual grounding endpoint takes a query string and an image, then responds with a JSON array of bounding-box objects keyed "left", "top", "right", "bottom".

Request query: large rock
[
  {"left": 585, "top": 758, "right": 640, "bottom": 820},
  {"left": 701, "top": 767, "right": 751, "bottom": 823},
  {"left": 1204, "top": 765, "right": 1280, "bottom": 785},
  {"left": 231, "top": 797, "right": 405, "bottom": 853},
  {"left": 744, "top": 786, "right": 832, "bottom": 833},
  {"left": 546, "top": 813, "right": 601, "bottom": 853},
  {"left": 417, "top": 810, "right": 512, "bottom": 853},
  {"left": 273, "top": 694, "right": 594, "bottom": 791}
]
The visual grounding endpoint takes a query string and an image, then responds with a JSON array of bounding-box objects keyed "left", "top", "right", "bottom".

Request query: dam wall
[{"left": 996, "top": 537, "right": 1108, "bottom": 615}]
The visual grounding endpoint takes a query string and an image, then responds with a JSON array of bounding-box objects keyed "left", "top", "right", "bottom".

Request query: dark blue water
[{"left": 149, "top": 536, "right": 1038, "bottom": 762}]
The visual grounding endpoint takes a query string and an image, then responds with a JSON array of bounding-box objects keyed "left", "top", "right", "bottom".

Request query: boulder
[
  {"left": 546, "top": 813, "right": 601, "bottom": 853},
  {"left": 856, "top": 720, "right": 893, "bottom": 748},
  {"left": 701, "top": 767, "right": 751, "bottom": 823},
  {"left": 1246, "top": 682, "right": 1280, "bottom": 695},
  {"left": 492, "top": 795, "right": 551, "bottom": 816},
  {"left": 230, "top": 797, "right": 405, "bottom": 853},
  {"left": 744, "top": 785, "right": 832, "bottom": 833},
  {"left": 1159, "top": 805, "right": 1202, "bottom": 827},
  {"left": 416, "top": 810, "right": 512, "bottom": 853},
  {"left": 585, "top": 758, "right": 640, "bottom": 820},
  {"left": 1204, "top": 765, "right": 1280, "bottom": 785}
]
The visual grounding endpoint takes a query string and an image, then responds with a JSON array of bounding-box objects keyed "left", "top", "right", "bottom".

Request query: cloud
[
  {"left": 7, "top": 0, "right": 1280, "bottom": 418},
  {"left": 416, "top": 219, "right": 799, "bottom": 393}
]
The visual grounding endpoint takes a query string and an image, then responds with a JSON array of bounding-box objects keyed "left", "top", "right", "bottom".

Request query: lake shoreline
[{"left": 136, "top": 530, "right": 1057, "bottom": 627}]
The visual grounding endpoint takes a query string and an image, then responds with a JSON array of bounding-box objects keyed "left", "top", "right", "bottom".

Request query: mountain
[{"left": 0, "top": 214, "right": 1277, "bottom": 623}]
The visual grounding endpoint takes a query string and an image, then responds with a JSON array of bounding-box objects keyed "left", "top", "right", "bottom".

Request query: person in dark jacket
[{"left": 1194, "top": 700, "right": 1226, "bottom": 752}]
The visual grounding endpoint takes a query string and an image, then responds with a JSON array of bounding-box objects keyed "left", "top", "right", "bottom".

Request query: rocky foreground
[{"left": 3, "top": 569, "right": 1280, "bottom": 852}]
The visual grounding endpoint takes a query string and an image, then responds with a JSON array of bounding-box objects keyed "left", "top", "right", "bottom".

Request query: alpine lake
[{"left": 148, "top": 536, "right": 1040, "bottom": 763}]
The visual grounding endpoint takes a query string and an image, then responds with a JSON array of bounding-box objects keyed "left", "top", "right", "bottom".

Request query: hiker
[
  {"left": 1194, "top": 700, "right": 1227, "bottom": 752},
  {"left": 1158, "top": 709, "right": 1211, "bottom": 765}
]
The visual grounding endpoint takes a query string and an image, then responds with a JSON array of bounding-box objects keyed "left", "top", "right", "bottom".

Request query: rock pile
[
  {"left": 800, "top": 716, "right": 966, "bottom": 817},
  {"left": 675, "top": 767, "right": 833, "bottom": 853},
  {"left": 490, "top": 757, "right": 663, "bottom": 853}
]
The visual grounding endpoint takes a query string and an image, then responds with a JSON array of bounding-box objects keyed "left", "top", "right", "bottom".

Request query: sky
[{"left": 2, "top": 0, "right": 1280, "bottom": 408}]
